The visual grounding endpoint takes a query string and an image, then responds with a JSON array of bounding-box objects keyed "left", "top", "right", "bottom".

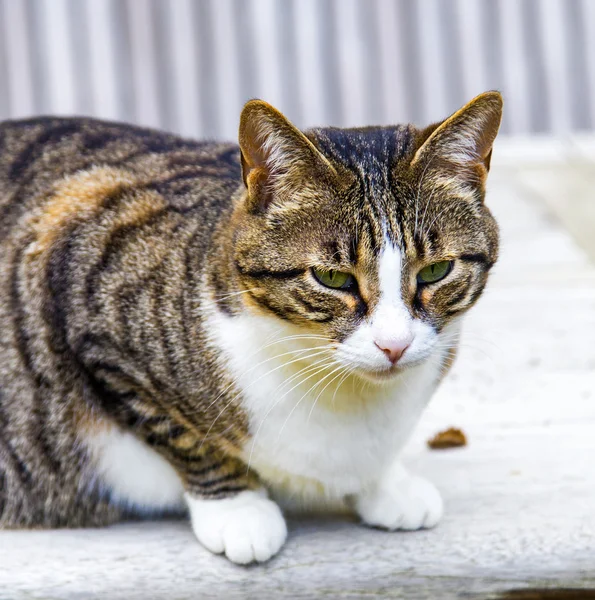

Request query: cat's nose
[{"left": 374, "top": 340, "right": 410, "bottom": 365}]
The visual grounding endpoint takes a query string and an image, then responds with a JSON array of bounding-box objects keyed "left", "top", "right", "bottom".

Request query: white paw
[
  {"left": 354, "top": 464, "right": 443, "bottom": 531},
  {"left": 186, "top": 489, "right": 287, "bottom": 564}
]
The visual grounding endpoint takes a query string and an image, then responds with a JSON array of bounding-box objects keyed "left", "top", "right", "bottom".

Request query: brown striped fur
[{"left": 0, "top": 93, "right": 501, "bottom": 527}]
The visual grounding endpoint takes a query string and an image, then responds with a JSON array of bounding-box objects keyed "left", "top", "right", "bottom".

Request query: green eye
[
  {"left": 417, "top": 261, "right": 453, "bottom": 284},
  {"left": 312, "top": 268, "right": 355, "bottom": 290}
]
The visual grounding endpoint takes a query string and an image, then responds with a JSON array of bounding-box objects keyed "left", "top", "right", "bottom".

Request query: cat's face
[{"left": 232, "top": 93, "right": 501, "bottom": 382}]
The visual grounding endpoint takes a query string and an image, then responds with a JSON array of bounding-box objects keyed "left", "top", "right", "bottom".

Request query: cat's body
[
  {"left": 0, "top": 118, "right": 249, "bottom": 527},
  {"left": 0, "top": 93, "right": 502, "bottom": 563}
]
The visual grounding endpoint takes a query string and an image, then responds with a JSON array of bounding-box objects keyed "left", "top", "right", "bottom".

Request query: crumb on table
[{"left": 427, "top": 427, "right": 467, "bottom": 449}]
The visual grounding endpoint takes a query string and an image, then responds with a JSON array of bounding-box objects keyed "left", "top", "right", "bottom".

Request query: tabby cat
[{"left": 0, "top": 92, "right": 501, "bottom": 564}]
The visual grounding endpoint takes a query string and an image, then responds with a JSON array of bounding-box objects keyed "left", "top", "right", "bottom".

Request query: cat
[{"left": 0, "top": 91, "right": 501, "bottom": 564}]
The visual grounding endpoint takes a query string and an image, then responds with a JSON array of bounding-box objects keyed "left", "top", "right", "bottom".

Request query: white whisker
[
  {"left": 306, "top": 364, "right": 351, "bottom": 423},
  {"left": 276, "top": 362, "right": 346, "bottom": 440},
  {"left": 198, "top": 347, "right": 335, "bottom": 450},
  {"left": 246, "top": 357, "right": 338, "bottom": 472}
]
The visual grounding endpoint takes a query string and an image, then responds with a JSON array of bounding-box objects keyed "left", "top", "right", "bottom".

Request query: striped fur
[
  {"left": 0, "top": 118, "right": 255, "bottom": 525},
  {"left": 0, "top": 94, "right": 501, "bottom": 560}
]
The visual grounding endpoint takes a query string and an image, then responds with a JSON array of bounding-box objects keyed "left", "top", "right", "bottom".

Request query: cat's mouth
[
  {"left": 351, "top": 355, "right": 429, "bottom": 384},
  {"left": 334, "top": 349, "right": 415, "bottom": 384},
  {"left": 354, "top": 363, "right": 408, "bottom": 384}
]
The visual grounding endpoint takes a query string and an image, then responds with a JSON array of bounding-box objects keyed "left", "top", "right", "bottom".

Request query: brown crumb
[{"left": 427, "top": 427, "right": 467, "bottom": 450}]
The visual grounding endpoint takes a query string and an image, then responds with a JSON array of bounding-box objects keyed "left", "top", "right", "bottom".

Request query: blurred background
[{"left": 0, "top": 0, "right": 594, "bottom": 141}]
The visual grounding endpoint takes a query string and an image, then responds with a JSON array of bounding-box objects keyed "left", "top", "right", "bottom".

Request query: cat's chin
[
  {"left": 354, "top": 358, "right": 427, "bottom": 385},
  {"left": 355, "top": 365, "right": 407, "bottom": 385}
]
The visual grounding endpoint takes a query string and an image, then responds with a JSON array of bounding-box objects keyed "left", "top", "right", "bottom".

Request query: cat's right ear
[
  {"left": 238, "top": 100, "right": 333, "bottom": 212},
  {"left": 411, "top": 91, "right": 503, "bottom": 199}
]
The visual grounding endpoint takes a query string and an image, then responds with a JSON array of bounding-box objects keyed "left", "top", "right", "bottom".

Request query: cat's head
[{"left": 229, "top": 92, "right": 502, "bottom": 383}]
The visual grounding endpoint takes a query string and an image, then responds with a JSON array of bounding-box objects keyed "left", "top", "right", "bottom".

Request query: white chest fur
[
  {"left": 84, "top": 312, "right": 447, "bottom": 512},
  {"left": 208, "top": 311, "right": 445, "bottom": 508},
  {"left": 84, "top": 425, "right": 185, "bottom": 512}
]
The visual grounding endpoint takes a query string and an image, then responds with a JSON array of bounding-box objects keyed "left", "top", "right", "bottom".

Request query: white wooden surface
[{"left": 2, "top": 152, "right": 595, "bottom": 599}]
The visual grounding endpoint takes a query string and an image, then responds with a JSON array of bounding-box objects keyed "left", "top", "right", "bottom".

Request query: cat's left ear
[{"left": 412, "top": 91, "right": 503, "bottom": 192}]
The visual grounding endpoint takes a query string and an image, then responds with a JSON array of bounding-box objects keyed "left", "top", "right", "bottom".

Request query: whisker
[
  {"left": 198, "top": 348, "right": 335, "bottom": 450},
  {"left": 260, "top": 334, "right": 331, "bottom": 350},
  {"left": 434, "top": 340, "right": 497, "bottom": 364},
  {"left": 330, "top": 365, "right": 356, "bottom": 409},
  {"left": 246, "top": 357, "right": 338, "bottom": 471},
  {"left": 212, "top": 288, "right": 260, "bottom": 300},
  {"left": 254, "top": 357, "right": 339, "bottom": 421},
  {"left": 306, "top": 364, "right": 351, "bottom": 423},
  {"left": 276, "top": 362, "right": 346, "bottom": 440},
  {"left": 198, "top": 344, "right": 335, "bottom": 416},
  {"left": 273, "top": 355, "right": 338, "bottom": 394}
]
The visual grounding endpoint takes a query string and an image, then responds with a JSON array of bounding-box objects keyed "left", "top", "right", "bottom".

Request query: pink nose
[{"left": 374, "top": 340, "right": 410, "bottom": 365}]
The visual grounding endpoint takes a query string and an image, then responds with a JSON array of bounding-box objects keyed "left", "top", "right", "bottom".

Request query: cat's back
[{"left": 0, "top": 116, "right": 242, "bottom": 239}]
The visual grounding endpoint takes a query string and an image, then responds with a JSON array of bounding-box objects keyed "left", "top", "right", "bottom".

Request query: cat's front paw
[
  {"left": 354, "top": 464, "right": 443, "bottom": 531},
  {"left": 186, "top": 489, "right": 287, "bottom": 564}
]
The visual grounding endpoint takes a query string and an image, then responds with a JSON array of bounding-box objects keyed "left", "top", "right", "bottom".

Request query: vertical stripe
[
  {"left": 275, "top": 0, "right": 302, "bottom": 125},
  {"left": 0, "top": 0, "right": 11, "bottom": 118},
  {"left": 86, "top": 0, "right": 122, "bottom": 120},
  {"left": 376, "top": 0, "right": 408, "bottom": 125},
  {"left": 537, "top": 0, "right": 572, "bottom": 134},
  {"left": 479, "top": 0, "right": 506, "bottom": 132},
  {"left": 416, "top": 0, "right": 449, "bottom": 123},
  {"left": 231, "top": 0, "right": 260, "bottom": 109},
  {"left": 211, "top": 0, "right": 242, "bottom": 141},
  {"left": 500, "top": 0, "right": 532, "bottom": 133},
  {"left": 317, "top": 0, "right": 344, "bottom": 126},
  {"left": 40, "top": 0, "right": 77, "bottom": 115},
  {"left": 126, "top": 0, "right": 162, "bottom": 129},
  {"left": 293, "top": 0, "right": 327, "bottom": 127},
  {"left": 168, "top": 0, "right": 201, "bottom": 138},
  {"left": 564, "top": 0, "right": 592, "bottom": 130},
  {"left": 499, "top": 0, "right": 532, "bottom": 134},
  {"left": 519, "top": 0, "right": 550, "bottom": 133},
  {"left": 1, "top": 0, "right": 36, "bottom": 118},
  {"left": 249, "top": 0, "right": 284, "bottom": 112},
  {"left": 67, "top": 0, "right": 93, "bottom": 116},
  {"left": 193, "top": 0, "right": 219, "bottom": 138},
  {"left": 110, "top": 0, "right": 139, "bottom": 123},
  {"left": 356, "top": 0, "right": 384, "bottom": 125},
  {"left": 437, "top": 0, "right": 465, "bottom": 115},
  {"left": 455, "top": 0, "right": 488, "bottom": 101},
  {"left": 151, "top": 0, "right": 176, "bottom": 133},
  {"left": 335, "top": 0, "right": 366, "bottom": 126},
  {"left": 24, "top": 0, "right": 49, "bottom": 114},
  {"left": 395, "top": 0, "right": 423, "bottom": 124},
  {"left": 581, "top": 0, "right": 595, "bottom": 129}
]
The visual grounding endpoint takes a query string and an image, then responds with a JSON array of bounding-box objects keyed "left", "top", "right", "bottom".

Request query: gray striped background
[{"left": 0, "top": 0, "right": 594, "bottom": 140}]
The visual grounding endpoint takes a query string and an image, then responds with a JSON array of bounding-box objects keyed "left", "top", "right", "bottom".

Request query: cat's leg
[
  {"left": 182, "top": 456, "right": 287, "bottom": 564},
  {"left": 186, "top": 487, "right": 287, "bottom": 565},
  {"left": 155, "top": 432, "right": 287, "bottom": 564},
  {"left": 351, "top": 460, "right": 443, "bottom": 531},
  {"left": 87, "top": 416, "right": 287, "bottom": 564}
]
